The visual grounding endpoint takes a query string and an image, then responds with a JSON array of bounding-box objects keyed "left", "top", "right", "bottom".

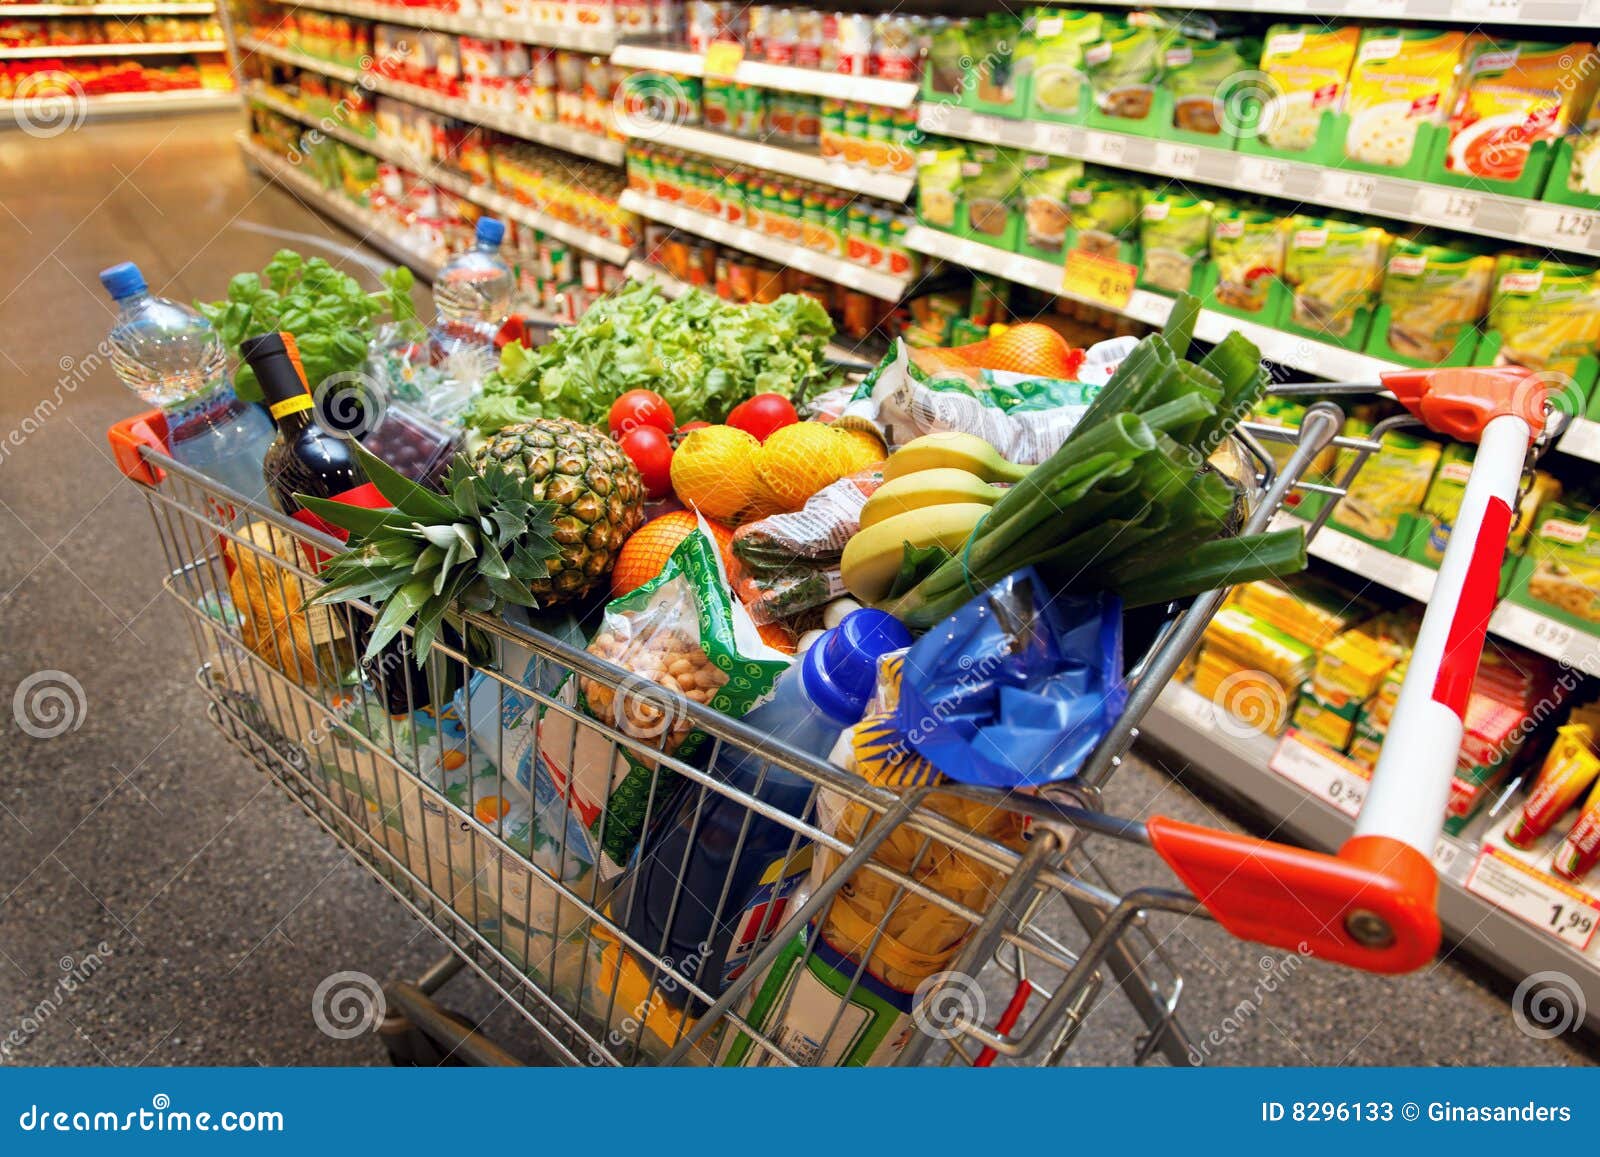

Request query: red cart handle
[{"left": 1153, "top": 367, "right": 1539, "bottom": 973}]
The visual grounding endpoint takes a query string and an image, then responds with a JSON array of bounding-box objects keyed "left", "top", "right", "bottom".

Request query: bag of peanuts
[{"left": 530, "top": 518, "right": 793, "bottom": 879}]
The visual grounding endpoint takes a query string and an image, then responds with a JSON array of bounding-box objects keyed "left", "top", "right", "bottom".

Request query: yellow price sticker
[
  {"left": 703, "top": 41, "right": 745, "bottom": 79},
  {"left": 1061, "top": 249, "right": 1137, "bottom": 311}
]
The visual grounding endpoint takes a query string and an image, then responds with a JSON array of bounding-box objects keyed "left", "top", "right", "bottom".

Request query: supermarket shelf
[
  {"left": 1559, "top": 417, "right": 1600, "bottom": 464},
  {"left": 0, "top": 86, "right": 235, "bottom": 124},
  {"left": 264, "top": 0, "right": 615, "bottom": 51},
  {"left": 1, "top": 2, "right": 214, "bottom": 12},
  {"left": 920, "top": 106, "right": 1600, "bottom": 261},
  {"left": 238, "top": 131, "right": 443, "bottom": 279},
  {"left": 1090, "top": 0, "right": 1592, "bottom": 22},
  {"left": 624, "top": 259, "right": 886, "bottom": 366},
  {"left": 239, "top": 37, "right": 626, "bottom": 164},
  {"left": 1142, "top": 681, "right": 1600, "bottom": 1035},
  {"left": 247, "top": 86, "right": 633, "bottom": 263},
  {"left": 616, "top": 120, "right": 914, "bottom": 201},
  {"left": 1275, "top": 513, "right": 1600, "bottom": 676},
  {"left": 0, "top": 39, "right": 226, "bottom": 58},
  {"left": 619, "top": 188, "right": 910, "bottom": 301},
  {"left": 903, "top": 224, "right": 1400, "bottom": 381},
  {"left": 610, "top": 42, "right": 918, "bottom": 109}
]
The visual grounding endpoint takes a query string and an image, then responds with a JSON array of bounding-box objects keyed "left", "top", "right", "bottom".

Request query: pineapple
[{"left": 473, "top": 418, "right": 647, "bottom": 604}]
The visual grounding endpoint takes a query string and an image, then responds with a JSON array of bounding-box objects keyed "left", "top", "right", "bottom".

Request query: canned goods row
[
  {"left": 512, "top": 231, "right": 628, "bottom": 322},
  {"left": 685, "top": 3, "right": 934, "bottom": 80},
  {"left": 626, "top": 144, "right": 919, "bottom": 282}
]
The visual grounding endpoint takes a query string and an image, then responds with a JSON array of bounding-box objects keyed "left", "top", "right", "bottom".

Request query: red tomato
[
  {"left": 610, "top": 390, "right": 675, "bottom": 438},
  {"left": 675, "top": 420, "right": 710, "bottom": 435},
  {"left": 619, "top": 426, "right": 674, "bottom": 499},
  {"left": 726, "top": 394, "right": 799, "bottom": 442}
]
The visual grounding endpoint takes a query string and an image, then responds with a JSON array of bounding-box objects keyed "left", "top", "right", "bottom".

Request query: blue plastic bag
[{"left": 892, "top": 569, "right": 1124, "bottom": 788}]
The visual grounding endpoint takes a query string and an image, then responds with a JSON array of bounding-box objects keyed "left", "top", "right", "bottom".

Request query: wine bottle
[
  {"left": 240, "top": 331, "right": 434, "bottom": 715},
  {"left": 240, "top": 331, "right": 368, "bottom": 516}
]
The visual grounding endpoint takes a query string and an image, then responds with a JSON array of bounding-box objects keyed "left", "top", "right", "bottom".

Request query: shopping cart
[{"left": 107, "top": 364, "right": 1557, "bottom": 1067}]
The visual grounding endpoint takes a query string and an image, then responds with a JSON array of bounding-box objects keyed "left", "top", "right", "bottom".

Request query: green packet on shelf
[
  {"left": 1488, "top": 253, "right": 1600, "bottom": 379},
  {"left": 1332, "top": 429, "right": 1441, "bottom": 544},
  {"left": 1521, "top": 500, "right": 1600, "bottom": 628},
  {"left": 1165, "top": 35, "right": 1258, "bottom": 136},
  {"left": 1067, "top": 174, "right": 1141, "bottom": 255},
  {"left": 1282, "top": 215, "right": 1389, "bottom": 339},
  {"left": 1018, "top": 152, "right": 1083, "bottom": 255},
  {"left": 1139, "top": 191, "right": 1212, "bottom": 293},
  {"left": 1210, "top": 203, "right": 1284, "bottom": 315},
  {"left": 1027, "top": 8, "right": 1103, "bottom": 119},
  {"left": 1377, "top": 236, "right": 1494, "bottom": 364}
]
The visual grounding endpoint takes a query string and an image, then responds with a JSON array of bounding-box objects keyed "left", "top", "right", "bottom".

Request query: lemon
[
  {"left": 754, "top": 422, "right": 854, "bottom": 511},
  {"left": 670, "top": 425, "right": 771, "bottom": 523}
]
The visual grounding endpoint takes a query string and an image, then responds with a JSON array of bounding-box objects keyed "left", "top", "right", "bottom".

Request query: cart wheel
[{"left": 377, "top": 1009, "right": 472, "bottom": 1067}]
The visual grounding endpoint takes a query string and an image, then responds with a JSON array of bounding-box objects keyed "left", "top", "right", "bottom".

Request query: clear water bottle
[
  {"left": 614, "top": 609, "right": 913, "bottom": 1010},
  {"left": 100, "top": 262, "right": 275, "bottom": 500},
  {"left": 433, "top": 217, "right": 514, "bottom": 342}
]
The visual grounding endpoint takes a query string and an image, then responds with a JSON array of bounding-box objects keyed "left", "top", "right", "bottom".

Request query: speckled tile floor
[{"left": 0, "top": 113, "right": 1593, "bottom": 1067}]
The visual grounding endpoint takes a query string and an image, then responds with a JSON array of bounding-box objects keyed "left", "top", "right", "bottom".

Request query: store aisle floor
[{"left": 0, "top": 113, "right": 1591, "bottom": 1067}]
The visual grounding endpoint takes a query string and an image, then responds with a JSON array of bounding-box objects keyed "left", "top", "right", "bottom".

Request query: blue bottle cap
[
  {"left": 99, "top": 261, "right": 147, "bottom": 300},
  {"left": 475, "top": 217, "right": 506, "bottom": 248},
  {"left": 801, "top": 609, "right": 913, "bottom": 726}
]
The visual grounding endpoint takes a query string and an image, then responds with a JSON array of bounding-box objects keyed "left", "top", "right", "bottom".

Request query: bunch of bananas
[{"left": 840, "top": 433, "right": 1028, "bottom": 605}]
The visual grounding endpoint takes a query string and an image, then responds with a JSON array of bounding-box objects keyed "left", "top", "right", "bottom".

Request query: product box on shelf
[
  {"left": 1277, "top": 215, "right": 1388, "bottom": 352},
  {"left": 1542, "top": 79, "right": 1600, "bottom": 210},
  {"left": 1136, "top": 191, "right": 1210, "bottom": 296},
  {"left": 1020, "top": 8, "right": 1101, "bottom": 126},
  {"left": 1504, "top": 501, "right": 1600, "bottom": 636},
  {"left": 1333, "top": 27, "right": 1464, "bottom": 183},
  {"left": 1362, "top": 236, "right": 1492, "bottom": 368},
  {"left": 1326, "top": 429, "right": 1441, "bottom": 553},
  {"left": 1198, "top": 203, "right": 1285, "bottom": 326},
  {"left": 960, "top": 14, "right": 1032, "bottom": 118},
  {"left": 1473, "top": 253, "right": 1600, "bottom": 417},
  {"left": 1233, "top": 24, "right": 1359, "bottom": 166}
]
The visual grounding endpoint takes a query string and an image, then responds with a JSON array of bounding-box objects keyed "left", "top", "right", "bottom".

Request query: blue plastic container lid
[
  {"left": 475, "top": 217, "right": 506, "bottom": 247},
  {"left": 801, "top": 609, "right": 913, "bottom": 726},
  {"left": 99, "top": 261, "right": 147, "bottom": 300}
]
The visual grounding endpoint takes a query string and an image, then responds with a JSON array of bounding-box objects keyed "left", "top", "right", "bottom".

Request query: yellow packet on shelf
[
  {"left": 1258, "top": 24, "right": 1361, "bottom": 152},
  {"left": 1343, "top": 28, "right": 1464, "bottom": 168}
]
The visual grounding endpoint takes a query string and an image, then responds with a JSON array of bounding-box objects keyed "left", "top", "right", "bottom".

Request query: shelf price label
[
  {"left": 1270, "top": 734, "right": 1371, "bottom": 820},
  {"left": 1466, "top": 847, "right": 1600, "bottom": 951},
  {"left": 1154, "top": 142, "right": 1199, "bottom": 176},
  {"left": 1320, "top": 171, "right": 1378, "bottom": 209},
  {"left": 1523, "top": 205, "right": 1600, "bottom": 251},
  {"left": 1061, "top": 249, "right": 1136, "bottom": 310},
  {"left": 1413, "top": 187, "right": 1480, "bottom": 229},
  {"left": 1238, "top": 156, "right": 1288, "bottom": 195},
  {"left": 702, "top": 40, "right": 745, "bottom": 78},
  {"left": 1087, "top": 133, "right": 1126, "bottom": 164},
  {"left": 1310, "top": 529, "right": 1436, "bottom": 601}
]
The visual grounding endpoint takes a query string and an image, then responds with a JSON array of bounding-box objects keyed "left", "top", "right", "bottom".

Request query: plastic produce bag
[
  {"left": 893, "top": 569, "right": 1124, "bottom": 788},
  {"left": 839, "top": 336, "right": 1137, "bottom": 462},
  {"left": 529, "top": 521, "right": 793, "bottom": 877},
  {"left": 729, "top": 471, "right": 883, "bottom": 623}
]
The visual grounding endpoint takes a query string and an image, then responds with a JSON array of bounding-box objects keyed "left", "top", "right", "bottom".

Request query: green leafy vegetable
[
  {"left": 198, "top": 249, "right": 416, "bottom": 402},
  {"left": 464, "top": 279, "right": 838, "bottom": 434}
]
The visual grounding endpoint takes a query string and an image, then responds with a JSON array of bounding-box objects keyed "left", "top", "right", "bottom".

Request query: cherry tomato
[
  {"left": 619, "top": 426, "right": 674, "bottom": 499},
  {"left": 726, "top": 393, "right": 799, "bottom": 442},
  {"left": 610, "top": 390, "right": 675, "bottom": 438},
  {"left": 676, "top": 420, "right": 711, "bottom": 434}
]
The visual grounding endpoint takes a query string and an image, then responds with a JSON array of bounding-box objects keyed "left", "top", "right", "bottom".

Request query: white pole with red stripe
[{"left": 1353, "top": 411, "right": 1531, "bottom": 855}]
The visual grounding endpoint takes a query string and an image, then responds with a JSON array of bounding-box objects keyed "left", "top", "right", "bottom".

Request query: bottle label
[
  {"left": 291, "top": 481, "right": 389, "bottom": 573},
  {"left": 269, "top": 393, "right": 314, "bottom": 420},
  {"left": 723, "top": 847, "right": 814, "bottom": 985}
]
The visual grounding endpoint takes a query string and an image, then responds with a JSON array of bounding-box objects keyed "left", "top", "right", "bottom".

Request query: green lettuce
[{"left": 465, "top": 279, "right": 838, "bottom": 434}]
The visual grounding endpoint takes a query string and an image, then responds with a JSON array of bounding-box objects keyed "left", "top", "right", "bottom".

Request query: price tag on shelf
[
  {"left": 1561, "top": 418, "right": 1600, "bottom": 464},
  {"left": 1456, "top": 0, "right": 1523, "bottom": 17},
  {"left": 1413, "top": 187, "right": 1481, "bottom": 230},
  {"left": 1170, "top": 684, "right": 1219, "bottom": 731},
  {"left": 1309, "top": 529, "right": 1435, "bottom": 601},
  {"left": 1433, "top": 837, "right": 1469, "bottom": 885},
  {"left": 1270, "top": 734, "right": 1370, "bottom": 819},
  {"left": 1523, "top": 205, "right": 1600, "bottom": 251},
  {"left": 1237, "top": 156, "right": 1288, "bottom": 195},
  {"left": 1466, "top": 847, "right": 1600, "bottom": 951},
  {"left": 1061, "top": 249, "right": 1136, "bottom": 310},
  {"left": 1320, "top": 170, "right": 1378, "bottom": 210},
  {"left": 702, "top": 40, "right": 745, "bottom": 78},
  {"left": 1154, "top": 142, "right": 1199, "bottom": 176},
  {"left": 1489, "top": 602, "right": 1600, "bottom": 677},
  {"left": 1087, "top": 133, "right": 1126, "bottom": 164}
]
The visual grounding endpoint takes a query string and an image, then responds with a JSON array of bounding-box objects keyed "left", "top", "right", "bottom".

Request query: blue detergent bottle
[{"left": 614, "top": 609, "right": 912, "bottom": 1011}]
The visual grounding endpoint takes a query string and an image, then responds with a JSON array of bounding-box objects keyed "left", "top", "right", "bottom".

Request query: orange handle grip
[
  {"left": 1147, "top": 818, "right": 1439, "bottom": 974},
  {"left": 108, "top": 409, "right": 169, "bottom": 487}
]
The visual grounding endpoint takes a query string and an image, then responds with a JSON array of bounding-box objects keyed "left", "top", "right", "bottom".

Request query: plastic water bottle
[
  {"left": 100, "top": 262, "right": 274, "bottom": 500},
  {"left": 433, "top": 217, "right": 514, "bottom": 342},
  {"left": 615, "top": 609, "right": 912, "bottom": 1010}
]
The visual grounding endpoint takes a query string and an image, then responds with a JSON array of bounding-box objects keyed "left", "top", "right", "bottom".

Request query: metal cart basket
[{"left": 107, "top": 364, "right": 1552, "bottom": 1067}]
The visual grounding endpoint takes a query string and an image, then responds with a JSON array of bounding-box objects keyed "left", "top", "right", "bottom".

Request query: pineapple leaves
[{"left": 308, "top": 451, "right": 561, "bottom": 666}]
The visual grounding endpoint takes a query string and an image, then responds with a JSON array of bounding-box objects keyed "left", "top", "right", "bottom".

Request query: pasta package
[
  {"left": 1343, "top": 27, "right": 1465, "bottom": 168},
  {"left": 1331, "top": 430, "right": 1442, "bottom": 543},
  {"left": 1561, "top": 86, "right": 1600, "bottom": 197},
  {"left": 1487, "top": 254, "right": 1600, "bottom": 378},
  {"left": 1523, "top": 501, "right": 1600, "bottom": 626},
  {"left": 1378, "top": 235, "right": 1494, "bottom": 363},
  {"left": 1257, "top": 24, "right": 1360, "bottom": 152},
  {"left": 1210, "top": 203, "right": 1283, "bottom": 314},
  {"left": 1444, "top": 40, "right": 1599, "bottom": 185},
  {"left": 1282, "top": 215, "right": 1389, "bottom": 338},
  {"left": 1139, "top": 191, "right": 1212, "bottom": 292}
]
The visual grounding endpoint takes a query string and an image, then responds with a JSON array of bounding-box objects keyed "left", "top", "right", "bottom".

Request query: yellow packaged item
[
  {"left": 1378, "top": 236, "right": 1494, "bottom": 363},
  {"left": 1293, "top": 692, "right": 1358, "bottom": 751},
  {"left": 1233, "top": 577, "right": 1372, "bottom": 651},
  {"left": 1343, "top": 28, "right": 1465, "bottom": 168},
  {"left": 1487, "top": 254, "right": 1600, "bottom": 379},
  {"left": 1201, "top": 606, "right": 1317, "bottom": 691},
  {"left": 1445, "top": 40, "right": 1599, "bottom": 185},
  {"left": 1194, "top": 654, "right": 1294, "bottom": 735},
  {"left": 1283, "top": 215, "right": 1389, "bottom": 338},
  {"left": 1314, "top": 630, "right": 1396, "bottom": 709},
  {"left": 1258, "top": 24, "right": 1361, "bottom": 152},
  {"left": 1331, "top": 430, "right": 1442, "bottom": 543},
  {"left": 1210, "top": 204, "right": 1283, "bottom": 315}
]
